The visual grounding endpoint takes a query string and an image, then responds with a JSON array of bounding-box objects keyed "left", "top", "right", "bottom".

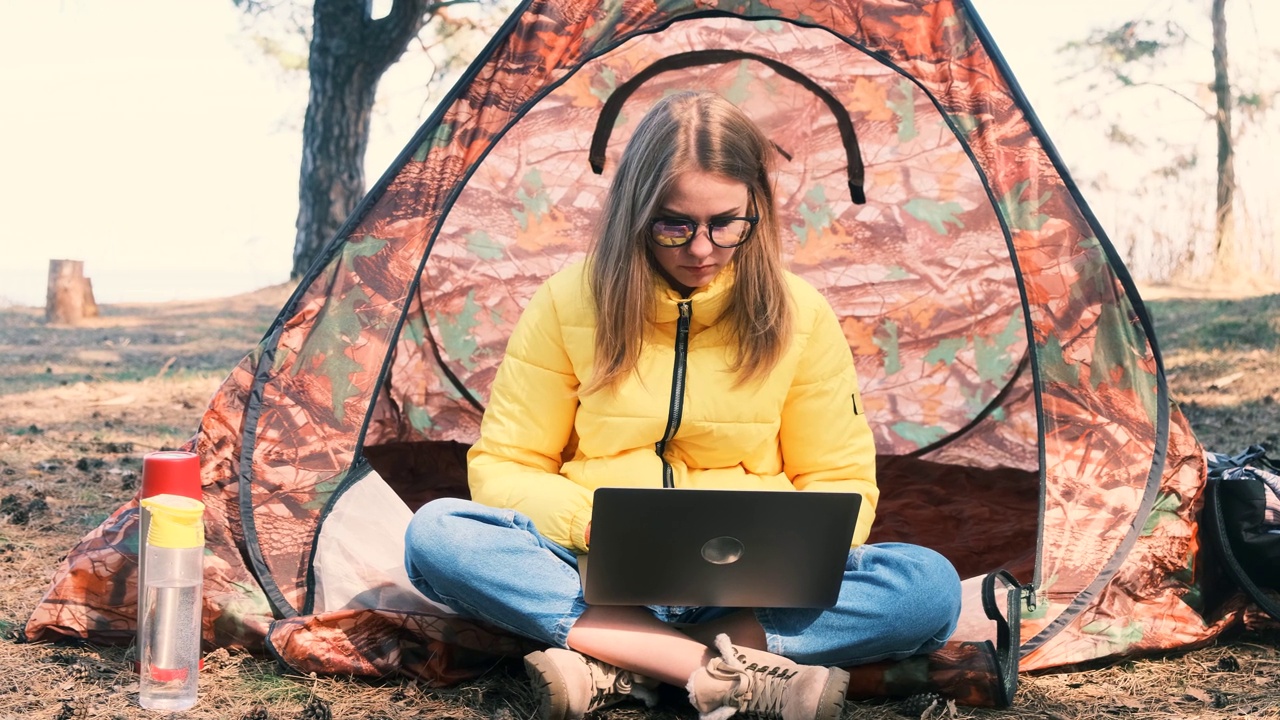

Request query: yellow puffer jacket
[{"left": 468, "top": 261, "right": 878, "bottom": 554}]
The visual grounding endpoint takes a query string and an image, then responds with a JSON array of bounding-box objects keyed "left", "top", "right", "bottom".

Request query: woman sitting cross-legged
[{"left": 404, "top": 91, "right": 962, "bottom": 720}]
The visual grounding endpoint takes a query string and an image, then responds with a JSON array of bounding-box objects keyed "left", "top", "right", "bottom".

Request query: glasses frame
[{"left": 648, "top": 191, "right": 760, "bottom": 249}]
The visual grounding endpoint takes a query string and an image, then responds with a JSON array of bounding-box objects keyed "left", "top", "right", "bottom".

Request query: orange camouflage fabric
[{"left": 27, "top": 0, "right": 1250, "bottom": 701}]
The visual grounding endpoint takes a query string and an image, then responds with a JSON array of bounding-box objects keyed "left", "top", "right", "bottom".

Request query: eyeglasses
[{"left": 649, "top": 193, "right": 759, "bottom": 249}]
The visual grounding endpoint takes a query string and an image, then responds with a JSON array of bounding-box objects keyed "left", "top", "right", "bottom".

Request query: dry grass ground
[{"left": 1, "top": 284, "right": 1278, "bottom": 719}]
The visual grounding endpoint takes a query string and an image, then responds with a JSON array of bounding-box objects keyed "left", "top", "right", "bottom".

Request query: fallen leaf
[
  {"left": 1185, "top": 687, "right": 1214, "bottom": 704},
  {"left": 1116, "top": 696, "right": 1143, "bottom": 710}
]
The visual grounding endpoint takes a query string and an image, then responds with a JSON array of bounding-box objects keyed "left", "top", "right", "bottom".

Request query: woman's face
[{"left": 649, "top": 170, "right": 750, "bottom": 295}]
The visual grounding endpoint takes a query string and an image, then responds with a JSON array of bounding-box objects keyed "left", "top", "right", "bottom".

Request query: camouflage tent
[{"left": 27, "top": 0, "right": 1253, "bottom": 707}]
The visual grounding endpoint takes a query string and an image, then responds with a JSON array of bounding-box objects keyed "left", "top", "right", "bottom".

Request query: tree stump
[{"left": 45, "top": 259, "right": 99, "bottom": 325}]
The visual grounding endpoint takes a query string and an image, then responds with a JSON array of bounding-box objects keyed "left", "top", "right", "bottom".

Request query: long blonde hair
[{"left": 585, "top": 91, "right": 792, "bottom": 393}]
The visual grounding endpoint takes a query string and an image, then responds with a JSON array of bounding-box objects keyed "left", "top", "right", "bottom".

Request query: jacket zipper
[{"left": 655, "top": 300, "right": 691, "bottom": 489}]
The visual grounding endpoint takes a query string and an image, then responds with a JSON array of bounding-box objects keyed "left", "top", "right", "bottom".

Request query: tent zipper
[{"left": 655, "top": 300, "right": 692, "bottom": 489}]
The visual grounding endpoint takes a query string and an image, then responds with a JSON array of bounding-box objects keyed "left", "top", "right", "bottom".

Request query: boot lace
[
  {"left": 584, "top": 658, "right": 636, "bottom": 712},
  {"left": 709, "top": 634, "right": 794, "bottom": 719}
]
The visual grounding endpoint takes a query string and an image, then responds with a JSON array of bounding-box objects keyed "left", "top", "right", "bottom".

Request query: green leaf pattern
[
  {"left": 514, "top": 169, "right": 552, "bottom": 232},
  {"left": 436, "top": 290, "right": 483, "bottom": 373},
  {"left": 790, "top": 185, "right": 833, "bottom": 247},
  {"left": 890, "top": 79, "right": 918, "bottom": 142},
  {"left": 996, "top": 180, "right": 1051, "bottom": 231},
  {"left": 904, "top": 197, "right": 965, "bottom": 235}
]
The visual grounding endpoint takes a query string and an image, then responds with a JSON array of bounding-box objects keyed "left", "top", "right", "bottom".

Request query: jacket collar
[{"left": 654, "top": 268, "right": 733, "bottom": 330}]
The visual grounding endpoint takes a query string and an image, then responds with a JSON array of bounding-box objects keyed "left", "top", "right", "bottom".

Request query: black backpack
[{"left": 1203, "top": 445, "right": 1280, "bottom": 620}]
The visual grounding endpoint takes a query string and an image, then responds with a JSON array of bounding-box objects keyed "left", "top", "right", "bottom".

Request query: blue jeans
[{"left": 404, "top": 498, "right": 961, "bottom": 666}]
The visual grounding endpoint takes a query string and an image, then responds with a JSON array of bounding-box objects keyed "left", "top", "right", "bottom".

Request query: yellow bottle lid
[{"left": 141, "top": 494, "right": 205, "bottom": 549}]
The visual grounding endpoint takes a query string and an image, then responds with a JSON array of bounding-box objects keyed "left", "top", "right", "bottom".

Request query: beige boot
[
  {"left": 524, "top": 648, "right": 660, "bottom": 720},
  {"left": 686, "top": 634, "right": 849, "bottom": 720}
]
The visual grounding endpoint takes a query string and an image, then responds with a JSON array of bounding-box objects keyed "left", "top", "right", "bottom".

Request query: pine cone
[
  {"left": 240, "top": 704, "right": 271, "bottom": 720},
  {"left": 298, "top": 697, "right": 332, "bottom": 720},
  {"left": 898, "top": 691, "right": 944, "bottom": 718},
  {"left": 53, "top": 700, "right": 86, "bottom": 720}
]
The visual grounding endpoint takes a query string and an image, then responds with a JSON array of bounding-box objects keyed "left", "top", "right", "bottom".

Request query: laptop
[{"left": 579, "top": 487, "right": 862, "bottom": 608}]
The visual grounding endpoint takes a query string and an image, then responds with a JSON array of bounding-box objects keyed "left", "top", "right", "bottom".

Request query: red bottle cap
[
  {"left": 133, "top": 658, "right": 204, "bottom": 676},
  {"left": 145, "top": 666, "right": 191, "bottom": 682},
  {"left": 140, "top": 451, "right": 202, "bottom": 500}
]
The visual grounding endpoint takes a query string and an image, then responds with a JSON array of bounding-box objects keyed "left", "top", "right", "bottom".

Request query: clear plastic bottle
[{"left": 138, "top": 494, "right": 205, "bottom": 711}]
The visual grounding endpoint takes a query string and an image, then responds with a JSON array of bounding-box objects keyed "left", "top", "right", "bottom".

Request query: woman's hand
[{"left": 585, "top": 522, "right": 591, "bottom": 547}]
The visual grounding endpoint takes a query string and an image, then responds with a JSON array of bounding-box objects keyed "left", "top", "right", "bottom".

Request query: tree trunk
[
  {"left": 293, "top": 46, "right": 378, "bottom": 278},
  {"left": 82, "top": 277, "right": 99, "bottom": 318},
  {"left": 291, "top": 0, "right": 439, "bottom": 279},
  {"left": 46, "top": 259, "right": 98, "bottom": 325},
  {"left": 1209, "top": 0, "right": 1237, "bottom": 282}
]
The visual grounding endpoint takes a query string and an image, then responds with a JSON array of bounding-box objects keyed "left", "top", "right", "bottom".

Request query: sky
[{"left": 0, "top": 0, "right": 1273, "bottom": 306}]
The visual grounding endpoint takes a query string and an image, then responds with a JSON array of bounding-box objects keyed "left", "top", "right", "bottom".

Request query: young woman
[{"left": 405, "top": 92, "right": 962, "bottom": 720}]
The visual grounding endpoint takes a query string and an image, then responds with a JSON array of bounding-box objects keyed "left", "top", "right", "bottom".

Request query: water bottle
[
  {"left": 138, "top": 493, "right": 205, "bottom": 711},
  {"left": 135, "top": 451, "right": 204, "bottom": 694}
]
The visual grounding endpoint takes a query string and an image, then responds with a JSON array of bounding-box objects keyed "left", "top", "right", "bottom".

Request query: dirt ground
[{"left": 1, "top": 283, "right": 1278, "bottom": 720}]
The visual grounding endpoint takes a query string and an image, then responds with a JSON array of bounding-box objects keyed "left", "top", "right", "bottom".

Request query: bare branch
[
  {"left": 1111, "top": 79, "right": 1215, "bottom": 120},
  {"left": 363, "top": 0, "right": 478, "bottom": 71}
]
